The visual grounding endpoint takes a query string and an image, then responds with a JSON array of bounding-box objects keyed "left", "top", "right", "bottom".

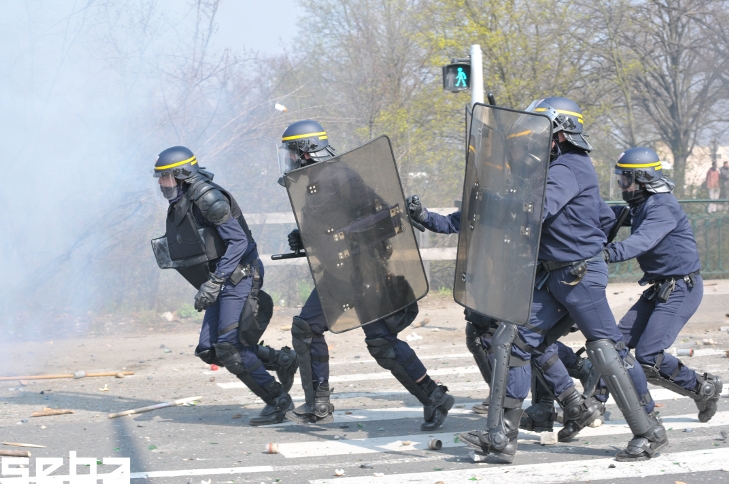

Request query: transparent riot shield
[
  {"left": 453, "top": 104, "right": 552, "bottom": 325},
  {"left": 285, "top": 136, "right": 428, "bottom": 333}
]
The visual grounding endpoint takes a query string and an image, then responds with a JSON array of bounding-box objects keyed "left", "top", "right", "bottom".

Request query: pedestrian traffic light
[{"left": 443, "top": 63, "right": 470, "bottom": 92}]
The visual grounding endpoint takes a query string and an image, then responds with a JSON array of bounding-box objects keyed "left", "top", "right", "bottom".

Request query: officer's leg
[
  {"left": 526, "top": 342, "right": 601, "bottom": 441},
  {"left": 632, "top": 278, "right": 721, "bottom": 421},
  {"left": 554, "top": 341, "right": 609, "bottom": 430},
  {"left": 211, "top": 279, "right": 292, "bottom": 426},
  {"left": 558, "top": 261, "right": 667, "bottom": 461},
  {"left": 287, "top": 288, "right": 334, "bottom": 424},
  {"left": 364, "top": 309, "right": 454, "bottom": 431},
  {"left": 466, "top": 316, "right": 498, "bottom": 413},
  {"left": 458, "top": 322, "right": 530, "bottom": 463}
]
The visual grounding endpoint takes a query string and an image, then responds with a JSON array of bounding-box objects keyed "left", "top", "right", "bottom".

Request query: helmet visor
[
  {"left": 156, "top": 171, "right": 180, "bottom": 200},
  {"left": 278, "top": 143, "right": 303, "bottom": 175},
  {"left": 616, "top": 170, "right": 635, "bottom": 190}
]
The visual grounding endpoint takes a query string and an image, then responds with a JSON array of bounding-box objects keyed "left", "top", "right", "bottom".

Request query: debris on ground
[
  {"left": 373, "top": 473, "right": 384, "bottom": 477},
  {"left": 360, "top": 463, "right": 373, "bottom": 469},
  {"left": 99, "top": 384, "right": 109, "bottom": 392},
  {"left": 210, "top": 365, "right": 219, "bottom": 371},
  {"left": 108, "top": 396, "right": 201, "bottom": 418},
  {"left": 0, "top": 371, "right": 134, "bottom": 382},
  {"left": 266, "top": 443, "right": 279, "bottom": 454},
  {"left": 334, "top": 469, "right": 345, "bottom": 476},
  {"left": 2, "top": 442, "right": 45, "bottom": 448},
  {"left": 684, "top": 428, "right": 694, "bottom": 433},
  {"left": 469, "top": 450, "right": 488, "bottom": 462},
  {"left": 32, "top": 408, "right": 73, "bottom": 417},
  {"left": 405, "top": 332, "right": 423, "bottom": 342},
  {"left": 428, "top": 439, "right": 442, "bottom": 450},
  {"left": 703, "top": 338, "right": 716, "bottom": 345},
  {"left": 401, "top": 440, "right": 411, "bottom": 446},
  {"left": 0, "top": 450, "right": 31, "bottom": 457},
  {"left": 412, "top": 317, "right": 430, "bottom": 328},
  {"left": 540, "top": 432, "right": 558, "bottom": 445},
  {"left": 232, "top": 414, "right": 242, "bottom": 419}
]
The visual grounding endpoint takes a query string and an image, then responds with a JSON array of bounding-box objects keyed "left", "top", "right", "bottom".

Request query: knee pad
[
  {"left": 194, "top": 345, "right": 222, "bottom": 366},
  {"left": 292, "top": 317, "right": 314, "bottom": 355},
  {"left": 212, "top": 342, "right": 245, "bottom": 374},
  {"left": 366, "top": 337, "right": 397, "bottom": 370}
]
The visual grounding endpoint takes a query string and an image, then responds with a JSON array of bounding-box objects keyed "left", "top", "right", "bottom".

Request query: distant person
[
  {"left": 720, "top": 161, "right": 729, "bottom": 208},
  {"left": 151, "top": 146, "right": 298, "bottom": 426},
  {"left": 706, "top": 161, "right": 720, "bottom": 213}
]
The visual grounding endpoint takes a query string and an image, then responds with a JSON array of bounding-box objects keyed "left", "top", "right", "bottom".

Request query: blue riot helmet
[
  {"left": 525, "top": 97, "right": 594, "bottom": 152},
  {"left": 278, "top": 120, "right": 336, "bottom": 176},
  {"left": 615, "top": 147, "right": 675, "bottom": 202},
  {"left": 152, "top": 146, "right": 200, "bottom": 199}
]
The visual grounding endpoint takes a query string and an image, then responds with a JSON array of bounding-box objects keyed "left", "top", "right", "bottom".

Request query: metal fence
[{"left": 606, "top": 200, "right": 729, "bottom": 280}]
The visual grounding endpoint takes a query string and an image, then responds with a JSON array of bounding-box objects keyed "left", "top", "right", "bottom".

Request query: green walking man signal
[{"left": 442, "top": 62, "right": 470, "bottom": 92}]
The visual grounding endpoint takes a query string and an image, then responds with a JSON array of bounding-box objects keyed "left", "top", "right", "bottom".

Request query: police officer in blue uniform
[
  {"left": 457, "top": 98, "right": 667, "bottom": 463},
  {"left": 153, "top": 146, "right": 297, "bottom": 426},
  {"left": 602, "top": 147, "right": 722, "bottom": 421},
  {"left": 407, "top": 196, "right": 605, "bottom": 437},
  {"left": 277, "top": 120, "right": 454, "bottom": 430}
]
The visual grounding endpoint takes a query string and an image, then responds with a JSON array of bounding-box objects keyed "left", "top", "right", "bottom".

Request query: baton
[
  {"left": 487, "top": 92, "right": 497, "bottom": 106},
  {"left": 608, "top": 206, "right": 631, "bottom": 243},
  {"left": 271, "top": 249, "right": 306, "bottom": 260}
]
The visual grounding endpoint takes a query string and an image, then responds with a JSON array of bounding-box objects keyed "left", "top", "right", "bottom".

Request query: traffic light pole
[{"left": 469, "top": 44, "right": 484, "bottom": 107}]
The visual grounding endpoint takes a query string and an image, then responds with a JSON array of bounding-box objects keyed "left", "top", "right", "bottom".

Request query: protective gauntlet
[{"left": 194, "top": 273, "right": 226, "bottom": 311}]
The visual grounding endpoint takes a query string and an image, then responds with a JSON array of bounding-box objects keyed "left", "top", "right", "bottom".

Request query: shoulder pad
[{"left": 195, "top": 187, "right": 232, "bottom": 225}]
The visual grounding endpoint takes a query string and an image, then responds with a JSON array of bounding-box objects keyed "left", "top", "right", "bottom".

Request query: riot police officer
[
  {"left": 457, "top": 98, "right": 667, "bottom": 463},
  {"left": 152, "top": 146, "right": 297, "bottom": 426},
  {"left": 277, "top": 120, "right": 454, "bottom": 430},
  {"left": 602, "top": 147, "right": 722, "bottom": 420},
  {"left": 407, "top": 196, "right": 605, "bottom": 438}
]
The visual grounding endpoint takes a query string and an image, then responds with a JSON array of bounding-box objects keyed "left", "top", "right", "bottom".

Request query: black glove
[
  {"left": 602, "top": 248, "right": 611, "bottom": 263},
  {"left": 288, "top": 228, "right": 303, "bottom": 252},
  {"left": 194, "top": 273, "right": 226, "bottom": 311},
  {"left": 406, "top": 195, "right": 428, "bottom": 223}
]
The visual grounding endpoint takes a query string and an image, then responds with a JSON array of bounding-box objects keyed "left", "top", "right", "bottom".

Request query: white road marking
[
  {"left": 308, "top": 448, "right": 729, "bottom": 484},
  {"left": 274, "top": 410, "right": 729, "bottom": 458},
  {"left": 129, "top": 465, "right": 273, "bottom": 479}
]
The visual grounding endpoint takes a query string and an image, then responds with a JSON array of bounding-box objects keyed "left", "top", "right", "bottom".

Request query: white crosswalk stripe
[
  {"left": 274, "top": 410, "right": 729, "bottom": 458},
  {"left": 307, "top": 448, "right": 729, "bottom": 484}
]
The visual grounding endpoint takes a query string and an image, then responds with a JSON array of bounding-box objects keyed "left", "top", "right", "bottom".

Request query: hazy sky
[{"left": 164, "top": 0, "right": 304, "bottom": 55}]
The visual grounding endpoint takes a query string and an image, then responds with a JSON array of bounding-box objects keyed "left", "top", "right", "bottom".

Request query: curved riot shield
[
  {"left": 285, "top": 136, "right": 428, "bottom": 333},
  {"left": 453, "top": 104, "right": 552, "bottom": 325}
]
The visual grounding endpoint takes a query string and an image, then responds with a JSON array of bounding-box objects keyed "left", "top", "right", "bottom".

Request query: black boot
[
  {"left": 472, "top": 394, "right": 490, "bottom": 414},
  {"left": 616, "top": 411, "right": 668, "bottom": 461},
  {"left": 249, "top": 382, "right": 294, "bottom": 426},
  {"left": 421, "top": 382, "right": 455, "bottom": 431},
  {"left": 695, "top": 373, "right": 723, "bottom": 422},
  {"left": 460, "top": 407, "right": 523, "bottom": 463},
  {"left": 556, "top": 387, "right": 601, "bottom": 442},
  {"left": 256, "top": 345, "right": 299, "bottom": 393},
  {"left": 520, "top": 391, "right": 556, "bottom": 432},
  {"left": 286, "top": 382, "right": 334, "bottom": 424}
]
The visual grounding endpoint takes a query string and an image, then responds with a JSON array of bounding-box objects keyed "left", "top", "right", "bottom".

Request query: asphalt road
[{"left": 2, "top": 280, "right": 729, "bottom": 483}]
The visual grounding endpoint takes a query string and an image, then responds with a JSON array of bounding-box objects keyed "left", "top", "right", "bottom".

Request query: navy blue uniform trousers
[
  {"left": 619, "top": 276, "right": 703, "bottom": 390},
  {"left": 298, "top": 288, "right": 427, "bottom": 384},
  {"left": 510, "top": 260, "right": 654, "bottom": 412},
  {"left": 198, "top": 261, "right": 274, "bottom": 387}
]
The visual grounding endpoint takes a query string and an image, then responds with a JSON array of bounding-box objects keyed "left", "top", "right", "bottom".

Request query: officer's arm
[
  {"left": 542, "top": 165, "right": 579, "bottom": 221},
  {"left": 604, "top": 204, "right": 677, "bottom": 263},
  {"left": 214, "top": 218, "right": 249, "bottom": 278},
  {"left": 421, "top": 210, "right": 461, "bottom": 234},
  {"left": 197, "top": 189, "right": 249, "bottom": 279},
  {"left": 598, "top": 200, "right": 618, "bottom": 237}
]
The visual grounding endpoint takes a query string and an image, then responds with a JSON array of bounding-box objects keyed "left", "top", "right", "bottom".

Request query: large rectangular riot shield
[
  {"left": 285, "top": 136, "right": 429, "bottom": 333},
  {"left": 453, "top": 104, "right": 552, "bottom": 325}
]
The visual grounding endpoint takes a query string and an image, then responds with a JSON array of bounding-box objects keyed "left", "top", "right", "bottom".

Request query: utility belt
[
  {"left": 535, "top": 254, "right": 604, "bottom": 289},
  {"left": 639, "top": 270, "right": 700, "bottom": 303},
  {"left": 227, "top": 258, "right": 256, "bottom": 286}
]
